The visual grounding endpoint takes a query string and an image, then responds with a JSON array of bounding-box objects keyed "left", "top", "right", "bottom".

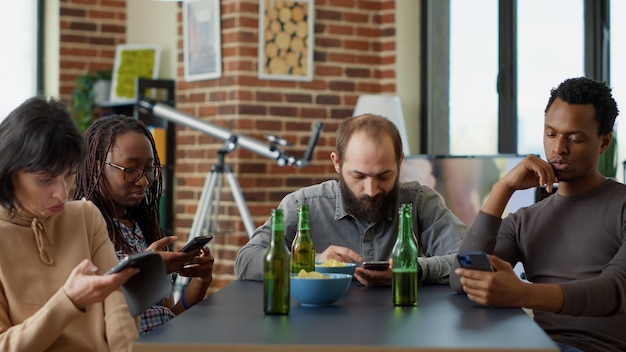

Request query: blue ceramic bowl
[
  {"left": 314, "top": 262, "right": 357, "bottom": 276},
  {"left": 290, "top": 273, "right": 352, "bottom": 306}
]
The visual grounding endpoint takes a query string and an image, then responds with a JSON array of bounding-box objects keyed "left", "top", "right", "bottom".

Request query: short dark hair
[
  {"left": 0, "top": 96, "right": 85, "bottom": 214},
  {"left": 545, "top": 77, "right": 619, "bottom": 135},
  {"left": 336, "top": 114, "right": 403, "bottom": 168}
]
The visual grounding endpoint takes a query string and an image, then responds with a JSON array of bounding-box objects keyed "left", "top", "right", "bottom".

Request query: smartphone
[
  {"left": 361, "top": 260, "right": 390, "bottom": 271},
  {"left": 106, "top": 250, "right": 157, "bottom": 275},
  {"left": 456, "top": 251, "right": 495, "bottom": 272},
  {"left": 179, "top": 235, "right": 213, "bottom": 253}
]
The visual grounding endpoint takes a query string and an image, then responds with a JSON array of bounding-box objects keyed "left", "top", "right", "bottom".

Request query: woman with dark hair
[
  {"left": 74, "top": 115, "right": 214, "bottom": 334},
  {"left": 0, "top": 96, "right": 139, "bottom": 351}
]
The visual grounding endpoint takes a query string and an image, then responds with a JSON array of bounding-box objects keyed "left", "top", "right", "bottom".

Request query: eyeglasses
[{"left": 105, "top": 161, "right": 162, "bottom": 183}]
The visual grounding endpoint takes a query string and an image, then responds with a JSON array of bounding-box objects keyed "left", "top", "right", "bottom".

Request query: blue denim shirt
[{"left": 235, "top": 180, "right": 466, "bottom": 283}]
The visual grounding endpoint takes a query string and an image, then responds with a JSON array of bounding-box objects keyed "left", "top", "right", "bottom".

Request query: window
[
  {"left": 449, "top": 0, "right": 499, "bottom": 155},
  {"left": 432, "top": 1, "right": 601, "bottom": 163},
  {"left": 611, "top": 0, "right": 625, "bottom": 181},
  {"left": 0, "top": 1, "right": 39, "bottom": 122},
  {"left": 516, "top": 0, "right": 584, "bottom": 159}
]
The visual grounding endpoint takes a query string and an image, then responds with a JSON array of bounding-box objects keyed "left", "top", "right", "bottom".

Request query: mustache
[{"left": 359, "top": 193, "right": 385, "bottom": 203}]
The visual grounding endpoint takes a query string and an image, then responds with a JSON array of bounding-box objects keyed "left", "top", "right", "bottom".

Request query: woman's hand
[
  {"left": 147, "top": 236, "right": 194, "bottom": 274},
  {"left": 178, "top": 246, "right": 214, "bottom": 285},
  {"left": 63, "top": 259, "right": 138, "bottom": 310}
]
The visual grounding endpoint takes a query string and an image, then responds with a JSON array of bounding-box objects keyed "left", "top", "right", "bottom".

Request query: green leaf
[{"left": 598, "top": 131, "right": 617, "bottom": 178}]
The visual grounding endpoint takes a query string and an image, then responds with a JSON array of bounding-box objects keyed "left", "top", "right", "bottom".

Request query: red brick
[
  {"left": 346, "top": 67, "right": 371, "bottom": 78},
  {"left": 329, "top": 81, "right": 356, "bottom": 92},
  {"left": 328, "top": 24, "right": 354, "bottom": 36},
  {"left": 285, "top": 94, "right": 313, "bottom": 103},
  {"left": 316, "top": 9, "right": 342, "bottom": 21},
  {"left": 316, "top": 95, "right": 341, "bottom": 105},
  {"left": 300, "top": 107, "right": 328, "bottom": 119},
  {"left": 344, "top": 12, "right": 369, "bottom": 23},
  {"left": 316, "top": 37, "right": 342, "bottom": 48},
  {"left": 269, "top": 106, "right": 298, "bottom": 117},
  {"left": 344, "top": 40, "right": 370, "bottom": 51}
]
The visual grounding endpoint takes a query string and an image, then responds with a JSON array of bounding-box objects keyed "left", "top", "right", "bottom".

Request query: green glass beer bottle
[
  {"left": 263, "top": 209, "right": 291, "bottom": 315},
  {"left": 392, "top": 203, "right": 418, "bottom": 306},
  {"left": 291, "top": 204, "right": 315, "bottom": 274}
]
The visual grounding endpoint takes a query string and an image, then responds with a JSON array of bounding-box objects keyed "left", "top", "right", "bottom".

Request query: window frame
[{"left": 420, "top": 0, "right": 611, "bottom": 155}]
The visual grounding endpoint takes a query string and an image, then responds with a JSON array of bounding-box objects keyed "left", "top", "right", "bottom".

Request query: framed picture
[
  {"left": 184, "top": 0, "right": 222, "bottom": 82},
  {"left": 258, "top": 0, "right": 314, "bottom": 82},
  {"left": 109, "top": 44, "right": 160, "bottom": 102}
]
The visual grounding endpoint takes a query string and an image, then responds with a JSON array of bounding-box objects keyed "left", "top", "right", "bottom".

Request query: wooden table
[{"left": 134, "top": 280, "right": 558, "bottom": 352}]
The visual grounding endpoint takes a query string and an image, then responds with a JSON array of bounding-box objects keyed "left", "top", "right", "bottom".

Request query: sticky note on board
[{"left": 149, "top": 127, "right": 167, "bottom": 164}]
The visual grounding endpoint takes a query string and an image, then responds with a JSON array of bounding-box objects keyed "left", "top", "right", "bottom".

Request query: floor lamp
[{"left": 353, "top": 94, "right": 411, "bottom": 155}]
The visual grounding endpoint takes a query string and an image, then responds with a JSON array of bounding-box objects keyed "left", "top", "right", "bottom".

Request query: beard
[{"left": 339, "top": 174, "right": 399, "bottom": 223}]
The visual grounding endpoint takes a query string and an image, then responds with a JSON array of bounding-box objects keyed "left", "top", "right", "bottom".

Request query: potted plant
[{"left": 71, "top": 69, "right": 112, "bottom": 132}]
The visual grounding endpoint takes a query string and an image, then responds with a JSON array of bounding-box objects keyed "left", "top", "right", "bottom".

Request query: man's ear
[
  {"left": 600, "top": 132, "right": 612, "bottom": 154},
  {"left": 330, "top": 152, "right": 341, "bottom": 173}
]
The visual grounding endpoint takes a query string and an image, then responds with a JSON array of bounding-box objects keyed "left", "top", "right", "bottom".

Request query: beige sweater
[{"left": 0, "top": 200, "right": 138, "bottom": 351}]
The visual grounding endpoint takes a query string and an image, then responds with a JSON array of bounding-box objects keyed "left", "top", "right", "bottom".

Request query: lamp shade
[{"left": 353, "top": 95, "right": 411, "bottom": 154}]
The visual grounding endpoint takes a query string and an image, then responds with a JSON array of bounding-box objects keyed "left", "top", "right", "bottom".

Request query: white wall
[
  {"left": 127, "top": 0, "right": 179, "bottom": 79},
  {"left": 395, "top": 0, "right": 421, "bottom": 154},
  {"left": 44, "top": 0, "right": 60, "bottom": 98},
  {"left": 1, "top": 0, "right": 40, "bottom": 121}
]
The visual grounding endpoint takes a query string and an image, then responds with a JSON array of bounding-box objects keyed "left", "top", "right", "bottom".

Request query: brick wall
[
  {"left": 59, "top": 0, "right": 127, "bottom": 102},
  {"left": 59, "top": 0, "right": 397, "bottom": 292}
]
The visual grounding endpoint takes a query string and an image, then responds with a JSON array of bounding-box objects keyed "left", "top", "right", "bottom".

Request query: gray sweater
[
  {"left": 450, "top": 179, "right": 626, "bottom": 351},
  {"left": 235, "top": 180, "right": 466, "bottom": 283}
]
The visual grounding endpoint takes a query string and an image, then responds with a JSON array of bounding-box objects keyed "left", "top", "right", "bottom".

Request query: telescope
[
  {"left": 137, "top": 98, "right": 325, "bottom": 301},
  {"left": 137, "top": 98, "right": 323, "bottom": 167}
]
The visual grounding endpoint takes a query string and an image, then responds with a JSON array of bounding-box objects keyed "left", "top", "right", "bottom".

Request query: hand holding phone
[
  {"left": 456, "top": 251, "right": 495, "bottom": 272},
  {"left": 361, "top": 260, "right": 390, "bottom": 271},
  {"left": 179, "top": 235, "right": 213, "bottom": 253}
]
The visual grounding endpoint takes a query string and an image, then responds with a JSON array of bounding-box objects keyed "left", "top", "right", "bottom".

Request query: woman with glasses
[
  {"left": 74, "top": 115, "right": 214, "bottom": 334},
  {"left": 0, "top": 97, "right": 139, "bottom": 351}
]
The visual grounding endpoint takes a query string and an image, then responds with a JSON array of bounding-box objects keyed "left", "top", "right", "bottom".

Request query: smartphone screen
[{"left": 456, "top": 251, "right": 495, "bottom": 272}]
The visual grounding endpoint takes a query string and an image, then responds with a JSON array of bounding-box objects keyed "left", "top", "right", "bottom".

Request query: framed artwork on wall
[
  {"left": 109, "top": 44, "right": 161, "bottom": 102},
  {"left": 183, "top": 0, "right": 222, "bottom": 82},
  {"left": 258, "top": 0, "right": 314, "bottom": 82}
]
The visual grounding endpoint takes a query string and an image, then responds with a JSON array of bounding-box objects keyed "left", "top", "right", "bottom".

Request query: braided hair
[{"left": 74, "top": 115, "right": 163, "bottom": 254}]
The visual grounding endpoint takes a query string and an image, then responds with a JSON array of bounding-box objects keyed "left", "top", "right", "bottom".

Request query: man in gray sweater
[{"left": 450, "top": 77, "right": 625, "bottom": 352}]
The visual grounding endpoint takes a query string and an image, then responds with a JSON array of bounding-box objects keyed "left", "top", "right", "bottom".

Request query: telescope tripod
[{"left": 174, "top": 139, "right": 255, "bottom": 299}]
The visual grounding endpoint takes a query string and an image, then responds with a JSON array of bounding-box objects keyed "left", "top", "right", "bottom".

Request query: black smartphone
[
  {"left": 179, "top": 235, "right": 213, "bottom": 253},
  {"left": 106, "top": 250, "right": 157, "bottom": 275},
  {"left": 456, "top": 251, "right": 495, "bottom": 272},
  {"left": 361, "top": 260, "right": 390, "bottom": 271}
]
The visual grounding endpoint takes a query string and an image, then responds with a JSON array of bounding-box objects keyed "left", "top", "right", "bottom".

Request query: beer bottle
[
  {"left": 291, "top": 204, "right": 315, "bottom": 274},
  {"left": 392, "top": 203, "right": 418, "bottom": 306},
  {"left": 263, "top": 209, "right": 291, "bottom": 315}
]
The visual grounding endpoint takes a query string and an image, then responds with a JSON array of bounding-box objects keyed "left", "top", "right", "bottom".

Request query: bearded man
[{"left": 235, "top": 114, "right": 466, "bottom": 286}]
